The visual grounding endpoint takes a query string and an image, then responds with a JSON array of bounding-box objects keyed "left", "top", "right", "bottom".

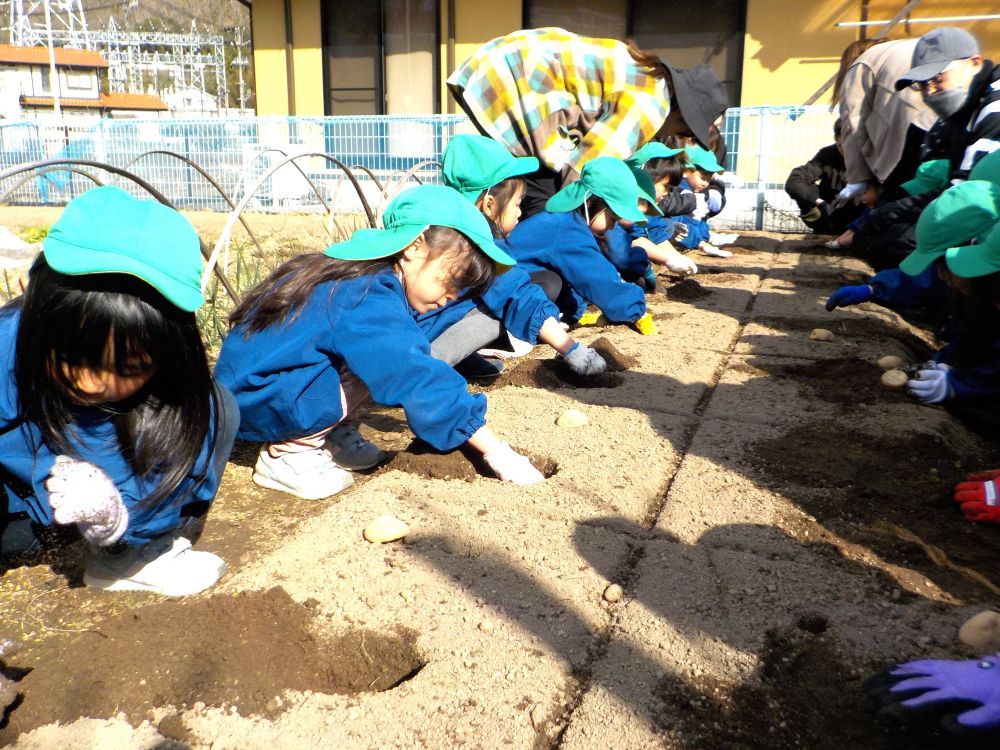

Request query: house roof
[
  {"left": 0, "top": 45, "right": 109, "bottom": 68},
  {"left": 101, "top": 92, "right": 168, "bottom": 111},
  {"left": 21, "top": 95, "right": 103, "bottom": 109},
  {"left": 21, "top": 92, "right": 168, "bottom": 111}
]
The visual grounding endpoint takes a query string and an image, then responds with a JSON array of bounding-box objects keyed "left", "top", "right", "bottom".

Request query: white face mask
[{"left": 925, "top": 85, "right": 970, "bottom": 119}]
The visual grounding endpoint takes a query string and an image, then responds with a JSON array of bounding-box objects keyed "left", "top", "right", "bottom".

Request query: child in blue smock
[
  {"left": 0, "top": 186, "right": 238, "bottom": 597},
  {"left": 827, "top": 181, "right": 1000, "bottom": 412},
  {"left": 504, "top": 157, "right": 658, "bottom": 335},
  {"left": 671, "top": 145, "right": 737, "bottom": 258},
  {"left": 603, "top": 142, "right": 701, "bottom": 288},
  {"left": 429, "top": 134, "right": 606, "bottom": 377},
  {"left": 826, "top": 181, "right": 1000, "bottom": 316},
  {"left": 215, "top": 185, "right": 545, "bottom": 501}
]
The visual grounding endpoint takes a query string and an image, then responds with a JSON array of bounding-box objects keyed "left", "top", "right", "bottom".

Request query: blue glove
[
  {"left": 706, "top": 188, "right": 724, "bottom": 213},
  {"left": 865, "top": 652, "right": 1000, "bottom": 734},
  {"left": 825, "top": 284, "right": 873, "bottom": 311},
  {"left": 907, "top": 363, "right": 954, "bottom": 404}
]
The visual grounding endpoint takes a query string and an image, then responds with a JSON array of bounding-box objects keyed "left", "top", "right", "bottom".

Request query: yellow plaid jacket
[{"left": 447, "top": 27, "right": 670, "bottom": 175}]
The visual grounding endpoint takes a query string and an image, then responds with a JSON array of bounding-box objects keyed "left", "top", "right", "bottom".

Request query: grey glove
[
  {"left": 46, "top": 456, "right": 129, "bottom": 546},
  {"left": 563, "top": 342, "right": 607, "bottom": 376}
]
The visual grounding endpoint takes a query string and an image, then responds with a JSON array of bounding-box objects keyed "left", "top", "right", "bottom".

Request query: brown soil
[
  {"left": 589, "top": 337, "right": 637, "bottom": 371},
  {"left": 665, "top": 277, "right": 711, "bottom": 302},
  {"left": 0, "top": 588, "right": 422, "bottom": 743},
  {"left": 655, "top": 622, "right": 978, "bottom": 750},
  {"left": 733, "top": 235, "right": 781, "bottom": 253},
  {"left": 754, "top": 315, "right": 935, "bottom": 361},
  {"left": 749, "top": 422, "right": 1000, "bottom": 604},
  {"left": 488, "top": 358, "right": 625, "bottom": 390},
  {"left": 380, "top": 439, "right": 558, "bottom": 483},
  {"left": 762, "top": 357, "right": 891, "bottom": 405}
]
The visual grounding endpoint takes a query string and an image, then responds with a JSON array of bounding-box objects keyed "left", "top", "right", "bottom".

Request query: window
[
  {"left": 323, "top": 0, "right": 437, "bottom": 115},
  {"left": 39, "top": 66, "right": 50, "bottom": 94},
  {"left": 629, "top": 0, "right": 745, "bottom": 105},
  {"left": 65, "top": 70, "right": 91, "bottom": 91},
  {"left": 526, "top": 0, "right": 627, "bottom": 40}
]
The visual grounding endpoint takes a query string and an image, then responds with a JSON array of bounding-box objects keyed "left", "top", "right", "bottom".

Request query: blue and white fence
[{"left": 0, "top": 107, "right": 839, "bottom": 232}]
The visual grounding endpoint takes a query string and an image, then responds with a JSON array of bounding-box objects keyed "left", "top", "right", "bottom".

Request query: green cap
[
  {"left": 544, "top": 157, "right": 660, "bottom": 222},
  {"left": 441, "top": 135, "right": 539, "bottom": 202},
  {"left": 625, "top": 142, "right": 685, "bottom": 167},
  {"left": 899, "top": 181, "right": 1000, "bottom": 275},
  {"left": 900, "top": 159, "right": 951, "bottom": 196},
  {"left": 325, "top": 184, "right": 515, "bottom": 267},
  {"left": 42, "top": 185, "right": 204, "bottom": 312},
  {"left": 970, "top": 149, "right": 1000, "bottom": 187},
  {"left": 683, "top": 145, "right": 724, "bottom": 174},
  {"left": 625, "top": 143, "right": 685, "bottom": 207},
  {"left": 945, "top": 220, "right": 1000, "bottom": 278}
]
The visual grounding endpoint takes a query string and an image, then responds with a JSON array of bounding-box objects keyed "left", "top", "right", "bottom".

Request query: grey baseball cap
[{"left": 895, "top": 27, "right": 979, "bottom": 90}]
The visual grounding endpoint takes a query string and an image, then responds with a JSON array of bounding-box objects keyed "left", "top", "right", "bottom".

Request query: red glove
[
  {"left": 953, "top": 477, "right": 1000, "bottom": 524},
  {"left": 965, "top": 468, "right": 1000, "bottom": 482}
]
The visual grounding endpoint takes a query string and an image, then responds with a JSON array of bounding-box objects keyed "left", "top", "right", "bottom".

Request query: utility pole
[{"left": 42, "top": 0, "right": 61, "bottom": 117}]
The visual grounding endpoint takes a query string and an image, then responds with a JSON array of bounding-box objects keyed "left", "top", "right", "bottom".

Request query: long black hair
[
  {"left": 230, "top": 225, "right": 496, "bottom": 334},
  {"left": 10, "top": 254, "right": 217, "bottom": 507}
]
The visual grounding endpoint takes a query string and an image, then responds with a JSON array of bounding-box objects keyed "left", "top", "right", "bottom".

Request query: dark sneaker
[
  {"left": 454, "top": 353, "right": 504, "bottom": 382},
  {"left": 325, "top": 423, "right": 386, "bottom": 470}
]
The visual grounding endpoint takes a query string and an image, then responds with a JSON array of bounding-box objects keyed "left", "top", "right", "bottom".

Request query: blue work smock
[
  {"left": 0, "top": 308, "right": 229, "bottom": 545},
  {"left": 215, "top": 271, "right": 487, "bottom": 452},
  {"left": 870, "top": 266, "right": 946, "bottom": 309},
  {"left": 505, "top": 211, "right": 646, "bottom": 324},
  {"left": 415, "top": 260, "right": 559, "bottom": 344}
]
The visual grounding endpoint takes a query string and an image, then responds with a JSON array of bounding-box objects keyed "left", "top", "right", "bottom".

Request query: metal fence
[{"left": 0, "top": 107, "right": 840, "bottom": 232}]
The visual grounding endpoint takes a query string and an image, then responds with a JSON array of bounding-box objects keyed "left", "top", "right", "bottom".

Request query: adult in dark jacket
[
  {"left": 852, "top": 27, "right": 1000, "bottom": 269},
  {"left": 784, "top": 120, "right": 863, "bottom": 234}
]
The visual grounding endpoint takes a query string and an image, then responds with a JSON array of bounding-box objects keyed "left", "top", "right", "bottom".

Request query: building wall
[
  {"left": 743, "top": 0, "right": 1000, "bottom": 106},
  {"left": 443, "top": 0, "right": 524, "bottom": 113},
  {"left": 253, "top": 0, "right": 1000, "bottom": 115}
]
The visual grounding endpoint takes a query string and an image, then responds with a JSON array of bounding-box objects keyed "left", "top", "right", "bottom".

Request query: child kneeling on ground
[
  {"left": 215, "top": 185, "right": 545, "bottom": 501},
  {"left": 0, "top": 187, "right": 239, "bottom": 597}
]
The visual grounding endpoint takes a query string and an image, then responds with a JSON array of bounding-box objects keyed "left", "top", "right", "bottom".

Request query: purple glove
[
  {"left": 865, "top": 652, "right": 1000, "bottom": 734},
  {"left": 825, "top": 284, "right": 873, "bottom": 311}
]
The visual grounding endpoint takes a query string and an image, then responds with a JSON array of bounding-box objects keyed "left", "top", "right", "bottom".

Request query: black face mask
[{"left": 925, "top": 86, "right": 970, "bottom": 119}]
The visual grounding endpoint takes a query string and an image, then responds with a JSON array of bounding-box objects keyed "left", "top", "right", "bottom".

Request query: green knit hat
[
  {"left": 945, "top": 220, "right": 1000, "bottom": 278},
  {"left": 42, "top": 185, "right": 204, "bottom": 312},
  {"left": 325, "top": 184, "right": 515, "bottom": 267},
  {"left": 545, "top": 157, "right": 660, "bottom": 222},
  {"left": 899, "top": 181, "right": 1000, "bottom": 276},
  {"left": 441, "top": 134, "right": 539, "bottom": 202},
  {"left": 901, "top": 159, "right": 951, "bottom": 197},
  {"left": 683, "top": 145, "right": 724, "bottom": 174},
  {"left": 970, "top": 149, "right": 1000, "bottom": 187}
]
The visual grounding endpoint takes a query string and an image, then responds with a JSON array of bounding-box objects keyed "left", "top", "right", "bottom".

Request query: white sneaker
[
  {"left": 699, "top": 241, "right": 733, "bottom": 258},
  {"left": 253, "top": 448, "right": 354, "bottom": 500},
  {"left": 326, "top": 423, "right": 386, "bottom": 470},
  {"left": 84, "top": 535, "right": 225, "bottom": 597},
  {"left": 709, "top": 231, "right": 738, "bottom": 246}
]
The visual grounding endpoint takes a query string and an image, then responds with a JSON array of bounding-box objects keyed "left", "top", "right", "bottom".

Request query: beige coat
[{"left": 839, "top": 38, "right": 939, "bottom": 183}]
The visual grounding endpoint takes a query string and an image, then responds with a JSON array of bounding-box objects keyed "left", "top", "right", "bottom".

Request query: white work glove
[
  {"left": 666, "top": 253, "right": 698, "bottom": 276},
  {"left": 907, "top": 362, "right": 954, "bottom": 405},
  {"left": 833, "top": 181, "right": 868, "bottom": 209},
  {"left": 706, "top": 188, "right": 724, "bottom": 213},
  {"left": 563, "top": 342, "right": 607, "bottom": 376},
  {"left": 46, "top": 456, "right": 129, "bottom": 546},
  {"left": 690, "top": 193, "right": 710, "bottom": 220},
  {"left": 483, "top": 443, "right": 545, "bottom": 485}
]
